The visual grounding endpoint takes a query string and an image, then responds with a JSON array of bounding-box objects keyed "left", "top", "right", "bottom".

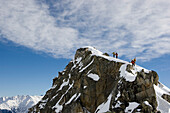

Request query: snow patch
[
  {"left": 87, "top": 73, "right": 100, "bottom": 81},
  {"left": 157, "top": 82, "right": 170, "bottom": 95},
  {"left": 84, "top": 86, "right": 87, "bottom": 89},
  {"left": 53, "top": 81, "right": 74, "bottom": 112},
  {"left": 65, "top": 93, "right": 77, "bottom": 105},
  {"left": 119, "top": 64, "right": 137, "bottom": 82},
  {"left": 74, "top": 93, "right": 81, "bottom": 101},
  {"left": 144, "top": 101, "right": 152, "bottom": 107},
  {"left": 71, "top": 57, "right": 82, "bottom": 70},
  {"left": 115, "top": 101, "right": 122, "bottom": 108},
  {"left": 125, "top": 102, "right": 139, "bottom": 113},
  {"left": 154, "top": 84, "right": 169, "bottom": 96},
  {"left": 76, "top": 57, "right": 82, "bottom": 64},
  {"left": 119, "top": 63, "right": 150, "bottom": 82},
  {"left": 79, "top": 59, "right": 94, "bottom": 72},
  {"left": 39, "top": 103, "right": 46, "bottom": 109},
  {"left": 154, "top": 84, "right": 170, "bottom": 112},
  {"left": 50, "top": 84, "right": 57, "bottom": 90},
  {"left": 155, "top": 92, "right": 170, "bottom": 113},
  {"left": 95, "top": 92, "right": 112, "bottom": 113},
  {"left": 57, "top": 74, "right": 71, "bottom": 91},
  {"left": 50, "top": 94, "right": 58, "bottom": 101},
  {"left": 65, "top": 93, "right": 81, "bottom": 105},
  {"left": 115, "top": 91, "right": 121, "bottom": 101},
  {"left": 57, "top": 79, "right": 69, "bottom": 91},
  {"left": 78, "top": 62, "right": 83, "bottom": 69},
  {"left": 39, "top": 98, "right": 48, "bottom": 109},
  {"left": 135, "top": 65, "right": 150, "bottom": 73}
]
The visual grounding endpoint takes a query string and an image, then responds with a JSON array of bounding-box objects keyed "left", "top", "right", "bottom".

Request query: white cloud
[
  {"left": 0, "top": 0, "right": 170, "bottom": 60},
  {"left": 0, "top": 0, "right": 80, "bottom": 58}
]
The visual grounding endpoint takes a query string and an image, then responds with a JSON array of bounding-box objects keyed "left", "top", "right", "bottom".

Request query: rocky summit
[{"left": 29, "top": 46, "right": 170, "bottom": 113}]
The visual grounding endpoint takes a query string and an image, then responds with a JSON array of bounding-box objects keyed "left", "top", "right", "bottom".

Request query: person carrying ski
[
  {"left": 115, "top": 52, "right": 118, "bottom": 58},
  {"left": 112, "top": 52, "right": 116, "bottom": 57}
]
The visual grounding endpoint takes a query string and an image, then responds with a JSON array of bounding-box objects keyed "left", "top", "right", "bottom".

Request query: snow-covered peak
[
  {"left": 29, "top": 47, "right": 170, "bottom": 113},
  {"left": 84, "top": 46, "right": 149, "bottom": 71},
  {"left": 0, "top": 95, "right": 42, "bottom": 113},
  {"left": 83, "top": 46, "right": 150, "bottom": 82},
  {"left": 84, "top": 46, "right": 129, "bottom": 64}
]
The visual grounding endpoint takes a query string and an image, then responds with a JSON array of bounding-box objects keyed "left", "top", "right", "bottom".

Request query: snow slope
[
  {"left": 0, "top": 95, "right": 42, "bottom": 113},
  {"left": 154, "top": 83, "right": 170, "bottom": 113}
]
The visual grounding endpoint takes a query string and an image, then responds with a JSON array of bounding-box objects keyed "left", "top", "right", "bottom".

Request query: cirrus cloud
[{"left": 0, "top": 0, "right": 170, "bottom": 60}]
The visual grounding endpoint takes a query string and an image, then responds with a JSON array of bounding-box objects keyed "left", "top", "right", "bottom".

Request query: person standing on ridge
[
  {"left": 131, "top": 58, "right": 136, "bottom": 66},
  {"left": 112, "top": 52, "right": 116, "bottom": 57},
  {"left": 115, "top": 52, "right": 118, "bottom": 58},
  {"left": 131, "top": 60, "right": 135, "bottom": 66}
]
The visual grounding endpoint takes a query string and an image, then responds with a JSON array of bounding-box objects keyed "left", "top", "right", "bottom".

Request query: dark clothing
[
  {"left": 113, "top": 54, "right": 115, "bottom": 57},
  {"left": 115, "top": 53, "right": 118, "bottom": 58}
]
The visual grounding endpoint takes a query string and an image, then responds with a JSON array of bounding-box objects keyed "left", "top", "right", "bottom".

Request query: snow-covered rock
[
  {"left": 0, "top": 95, "right": 42, "bottom": 113},
  {"left": 29, "top": 46, "right": 170, "bottom": 113}
]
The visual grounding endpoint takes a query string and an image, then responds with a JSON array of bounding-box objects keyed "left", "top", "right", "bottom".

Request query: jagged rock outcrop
[{"left": 29, "top": 47, "right": 170, "bottom": 113}]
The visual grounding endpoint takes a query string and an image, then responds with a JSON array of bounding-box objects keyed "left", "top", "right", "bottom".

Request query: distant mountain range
[{"left": 0, "top": 95, "right": 42, "bottom": 113}]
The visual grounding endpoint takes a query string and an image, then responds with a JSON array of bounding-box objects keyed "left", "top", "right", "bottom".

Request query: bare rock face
[{"left": 29, "top": 47, "right": 166, "bottom": 113}]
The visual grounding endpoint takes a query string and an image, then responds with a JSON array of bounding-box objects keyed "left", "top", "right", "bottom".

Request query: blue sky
[
  {"left": 0, "top": 41, "right": 70, "bottom": 96},
  {"left": 0, "top": 0, "right": 170, "bottom": 96}
]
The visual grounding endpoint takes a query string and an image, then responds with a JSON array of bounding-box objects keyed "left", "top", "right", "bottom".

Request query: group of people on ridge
[
  {"left": 112, "top": 52, "right": 118, "bottom": 58},
  {"left": 112, "top": 52, "right": 136, "bottom": 66}
]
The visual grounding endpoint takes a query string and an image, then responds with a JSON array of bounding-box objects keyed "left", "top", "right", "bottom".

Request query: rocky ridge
[{"left": 29, "top": 46, "right": 170, "bottom": 113}]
